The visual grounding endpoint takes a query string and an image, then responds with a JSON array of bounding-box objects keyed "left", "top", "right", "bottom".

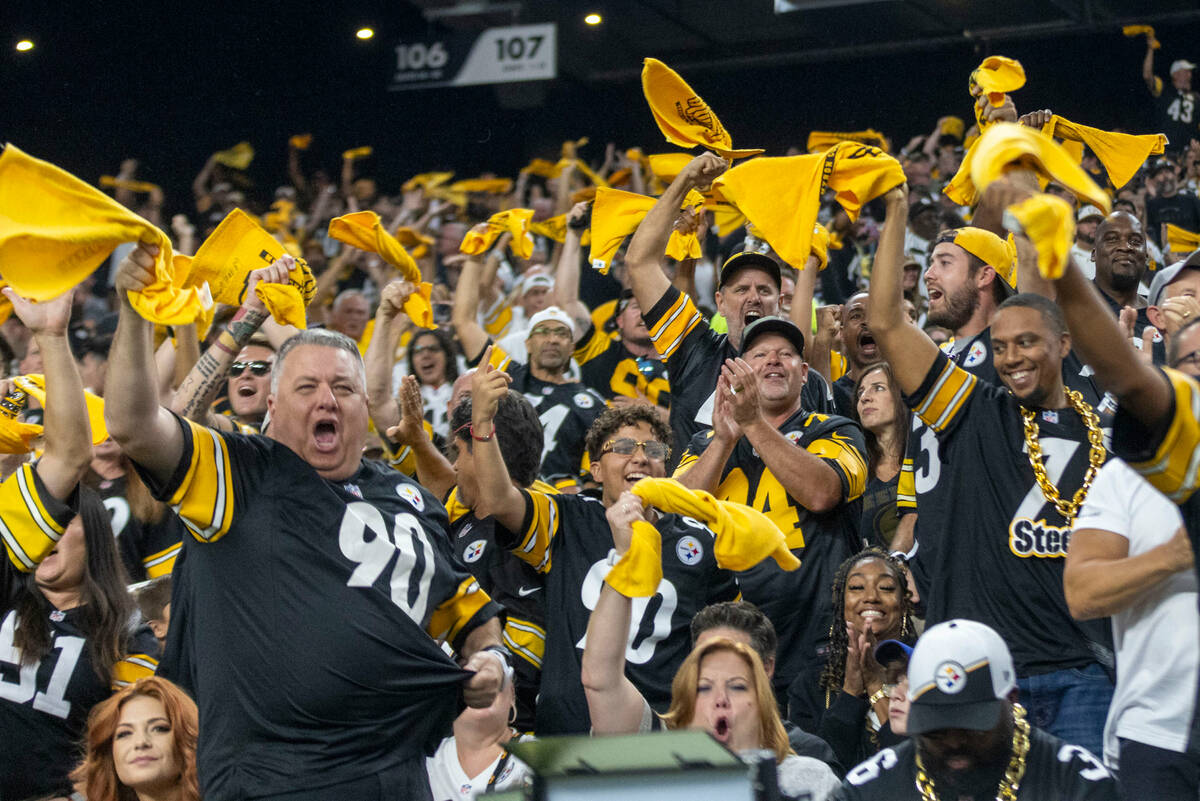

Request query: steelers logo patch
[
  {"left": 464, "top": 539, "right": 487, "bottom": 563},
  {"left": 963, "top": 341, "right": 987, "bottom": 368},
  {"left": 676, "top": 537, "right": 703, "bottom": 565},
  {"left": 397, "top": 484, "right": 426, "bottom": 512},
  {"left": 574, "top": 392, "right": 595, "bottom": 409},
  {"left": 934, "top": 660, "right": 968, "bottom": 694}
]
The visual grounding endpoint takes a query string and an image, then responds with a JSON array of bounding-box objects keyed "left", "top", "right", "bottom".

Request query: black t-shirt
[
  {"left": 496, "top": 491, "right": 739, "bottom": 735},
  {"left": 677, "top": 409, "right": 868, "bottom": 699},
  {"left": 901, "top": 351, "right": 1112, "bottom": 676},
  {"left": 642, "top": 285, "right": 834, "bottom": 458},
  {"left": 1146, "top": 190, "right": 1200, "bottom": 247},
  {"left": 574, "top": 323, "right": 671, "bottom": 409},
  {"left": 1153, "top": 87, "right": 1200, "bottom": 156},
  {"left": 832, "top": 373, "right": 857, "bottom": 420},
  {"left": 95, "top": 474, "right": 185, "bottom": 582},
  {"left": 833, "top": 725, "right": 1121, "bottom": 800},
  {"left": 860, "top": 473, "right": 900, "bottom": 549},
  {"left": 140, "top": 415, "right": 500, "bottom": 800}
]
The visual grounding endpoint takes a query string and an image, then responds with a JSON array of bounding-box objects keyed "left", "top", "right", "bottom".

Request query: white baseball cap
[
  {"left": 521, "top": 274, "right": 555, "bottom": 295},
  {"left": 1171, "top": 60, "right": 1197, "bottom": 75},
  {"left": 906, "top": 619, "right": 1016, "bottom": 735},
  {"left": 526, "top": 306, "right": 576, "bottom": 340},
  {"left": 1076, "top": 205, "right": 1105, "bottom": 223}
]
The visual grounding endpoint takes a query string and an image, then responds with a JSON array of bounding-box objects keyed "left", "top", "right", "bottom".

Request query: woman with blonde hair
[
  {"left": 71, "top": 676, "right": 200, "bottom": 801},
  {"left": 581, "top": 492, "right": 840, "bottom": 800}
]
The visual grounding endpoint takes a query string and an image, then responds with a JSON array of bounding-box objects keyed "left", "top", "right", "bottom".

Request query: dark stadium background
[{"left": 3, "top": 0, "right": 1198, "bottom": 216}]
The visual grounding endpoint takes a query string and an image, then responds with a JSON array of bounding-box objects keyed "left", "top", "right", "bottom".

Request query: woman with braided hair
[{"left": 788, "top": 548, "right": 916, "bottom": 773}]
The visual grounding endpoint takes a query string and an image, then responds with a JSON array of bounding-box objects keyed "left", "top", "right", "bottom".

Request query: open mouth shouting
[
  {"left": 312, "top": 417, "right": 340, "bottom": 453},
  {"left": 857, "top": 330, "right": 879, "bottom": 360},
  {"left": 711, "top": 714, "right": 732, "bottom": 743}
]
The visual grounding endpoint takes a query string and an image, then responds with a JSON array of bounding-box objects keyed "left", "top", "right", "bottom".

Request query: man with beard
[
  {"left": 1146, "top": 160, "right": 1200, "bottom": 248},
  {"left": 1090, "top": 210, "right": 1166, "bottom": 363},
  {"left": 674, "top": 316, "right": 868, "bottom": 710},
  {"left": 625, "top": 153, "right": 833, "bottom": 458},
  {"left": 870, "top": 186, "right": 1115, "bottom": 755},
  {"left": 453, "top": 259, "right": 605, "bottom": 490},
  {"left": 834, "top": 620, "right": 1120, "bottom": 800}
]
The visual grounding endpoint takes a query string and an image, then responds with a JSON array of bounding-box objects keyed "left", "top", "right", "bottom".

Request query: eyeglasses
[
  {"left": 530, "top": 326, "right": 572, "bottom": 340},
  {"left": 601, "top": 437, "right": 670, "bottom": 462},
  {"left": 411, "top": 344, "right": 441, "bottom": 356},
  {"left": 1171, "top": 349, "right": 1200, "bottom": 370},
  {"left": 230, "top": 360, "right": 272, "bottom": 378}
]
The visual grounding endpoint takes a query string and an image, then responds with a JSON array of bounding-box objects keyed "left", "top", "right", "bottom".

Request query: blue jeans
[{"left": 1017, "top": 662, "right": 1113, "bottom": 757}]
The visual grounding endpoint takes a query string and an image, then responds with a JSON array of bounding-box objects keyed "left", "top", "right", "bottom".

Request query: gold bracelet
[{"left": 867, "top": 687, "right": 887, "bottom": 706}]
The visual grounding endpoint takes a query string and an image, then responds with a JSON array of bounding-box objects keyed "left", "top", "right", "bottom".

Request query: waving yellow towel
[
  {"left": 329, "top": 211, "right": 434, "bottom": 329},
  {"left": 642, "top": 58, "right": 763, "bottom": 161}
]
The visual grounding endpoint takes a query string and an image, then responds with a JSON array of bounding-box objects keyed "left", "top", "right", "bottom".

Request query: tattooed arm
[{"left": 170, "top": 257, "right": 294, "bottom": 431}]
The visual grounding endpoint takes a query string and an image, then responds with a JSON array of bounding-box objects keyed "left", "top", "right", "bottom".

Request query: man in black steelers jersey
[
  {"left": 106, "top": 244, "right": 507, "bottom": 801},
  {"left": 869, "top": 186, "right": 1114, "bottom": 757},
  {"left": 624, "top": 152, "right": 834, "bottom": 458},
  {"left": 833, "top": 619, "right": 1120, "bottom": 801},
  {"left": 444, "top": 389, "right": 549, "bottom": 733},
  {"left": 673, "top": 316, "right": 869, "bottom": 710},
  {"left": 453, "top": 253, "right": 606, "bottom": 491},
  {"left": 468, "top": 351, "right": 740, "bottom": 735}
]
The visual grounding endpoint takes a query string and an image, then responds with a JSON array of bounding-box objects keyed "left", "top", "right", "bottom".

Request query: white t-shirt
[
  {"left": 425, "top": 735, "right": 531, "bottom": 801},
  {"left": 1069, "top": 243, "right": 1097, "bottom": 280},
  {"left": 1073, "top": 458, "right": 1198, "bottom": 766}
]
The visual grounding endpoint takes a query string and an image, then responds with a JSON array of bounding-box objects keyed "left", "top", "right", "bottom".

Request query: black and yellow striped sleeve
[
  {"left": 426, "top": 575, "right": 498, "bottom": 649},
  {"left": 672, "top": 430, "right": 713, "bottom": 478},
  {"left": 573, "top": 323, "right": 613, "bottom": 366},
  {"left": 896, "top": 458, "right": 917, "bottom": 512},
  {"left": 905, "top": 352, "right": 977, "bottom": 434},
  {"left": 644, "top": 285, "right": 703, "bottom": 361},
  {"left": 483, "top": 299, "right": 514, "bottom": 337},
  {"left": 160, "top": 417, "right": 237, "bottom": 543},
  {"left": 497, "top": 489, "right": 560, "bottom": 573},
  {"left": 1115, "top": 368, "right": 1200, "bottom": 503},
  {"left": 111, "top": 652, "right": 159, "bottom": 688},
  {"left": 805, "top": 427, "right": 870, "bottom": 502},
  {"left": 0, "top": 464, "right": 75, "bottom": 573},
  {"left": 504, "top": 616, "right": 546, "bottom": 669},
  {"left": 141, "top": 541, "right": 181, "bottom": 579}
]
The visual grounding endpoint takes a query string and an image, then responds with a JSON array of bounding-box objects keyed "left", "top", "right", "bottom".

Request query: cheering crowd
[{"left": 2, "top": 29, "right": 1200, "bottom": 801}]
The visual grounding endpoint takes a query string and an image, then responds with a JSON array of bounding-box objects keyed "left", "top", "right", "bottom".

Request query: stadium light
[
  {"left": 584, "top": 13, "right": 602, "bottom": 25},
  {"left": 356, "top": 27, "right": 375, "bottom": 40},
  {"left": 15, "top": 40, "right": 34, "bottom": 52}
]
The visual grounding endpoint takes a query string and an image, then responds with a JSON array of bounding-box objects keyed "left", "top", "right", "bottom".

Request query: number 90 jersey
[
  {"left": 495, "top": 491, "right": 740, "bottom": 736},
  {"left": 140, "top": 415, "right": 501, "bottom": 801}
]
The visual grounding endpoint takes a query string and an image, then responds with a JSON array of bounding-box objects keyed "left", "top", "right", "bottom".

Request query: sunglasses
[
  {"left": 230, "top": 360, "right": 272, "bottom": 378},
  {"left": 530, "top": 326, "right": 572, "bottom": 340},
  {"left": 601, "top": 437, "right": 670, "bottom": 462},
  {"left": 411, "top": 344, "right": 442, "bottom": 356}
]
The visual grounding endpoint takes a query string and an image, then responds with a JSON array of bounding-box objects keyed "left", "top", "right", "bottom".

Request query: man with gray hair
[{"left": 106, "top": 242, "right": 507, "bottom": 801}]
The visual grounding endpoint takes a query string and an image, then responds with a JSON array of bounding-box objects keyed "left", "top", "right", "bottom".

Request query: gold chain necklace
[
  {"left": 914, "top": 703, "right": 1031, "bottom": 801},
  {"left": 1020, "top": 389, "right": 1106, "bottom": 524}
]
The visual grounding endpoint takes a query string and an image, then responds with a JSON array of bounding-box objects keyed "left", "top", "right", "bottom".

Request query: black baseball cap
[
  {"left": 718, "top": 251, "right": 782, "bottom": 290},
  {"left": 739, "top": 316, "right": 806, "bottom": 357}
]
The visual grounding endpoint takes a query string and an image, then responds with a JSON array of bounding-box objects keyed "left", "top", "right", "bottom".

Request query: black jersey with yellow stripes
[
  {"left": 495, "top": 490, "right": 740, "bottom": 735},
  {"left": 0, "top": 464, "right": 76, "bottom": 602},
  {"left": 902, "top": 351, "right": 1112, "bottom": 676},
  {"left": 573, "top": 323, "right": 671, "bottom": 409},
  {"left": 1, "top": 606, "right": 159, "bottom": 800},
  {"left": 95, "top": 475, "right": 184, "bottom": 582},
  {"left": 138, "top": 414, "right": 500, "bottom": 800},
  {"left": 677, "top": 409, "right": 868, "bottom": 698},
  {"left": 642, "top": 285, "right": 834, "bottom": 457}
]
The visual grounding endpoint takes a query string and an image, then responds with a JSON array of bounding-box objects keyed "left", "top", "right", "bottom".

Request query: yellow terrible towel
[
  {"left": 945, "top": 123, "right": 1112, "bottom": 213},
  {"left": 449, "top": 177, "right": 513, "bottom": 195},
  {"left": 328, "top": 211, "right": 434, "bottom": 329},
  {"left": 969, "top": 56, "right": 1025, "bottom": 130},
  {"left": 530, "top": 214, "right": 569, "bottom": 243},
  {"left": 184, "top": 209, "right": 315, "bottom": 329},
  {"left": 459, "top": 208, "right": 536, "bottom": 260},
  {"left": 1004, "top": 195, "right": 1075, "bottom": 279},
  {"left": 99, "top": 176, "right": 160, "bottom": 194},
  {"left": 1123, "top": 25, "right": 1159, "bottom": 48},
  {"left": 642, "top": 58, "right": 764, "bottom": 161},
  {"left": 603, "top": 520, "right": 664, "bottom": 598},
  {"left": 0, "top": 374, "right": 108, "bottom": 454},
  {"left": 0, "top": 144, "right": 210, "bottom": 325},
  {"left": 630, "top": 478, "right": 800, "bottom": 572},
  {"left": 213, "top": 142, "right": 255, "bottom": 170},
  {"left": 394, "top": 226, "right": 435, "bottom": 258},
  {"left": 806, "top": 129, "right": 891, "bottom": 154},
  {"left": 1166, "top": 223, "right": 1200, "bottom": 254},
  {"left": 402, "top": 172, "right": 454, "bottom": 192},
  {"left": 1040, "top": 115, "right": 1166, "bottom": 189},
  {"left": 587, "top": 188, "right": 704, "bottom": 273},
  {"left": 713, "top": 143, "right": 905, "bottom": 270}
]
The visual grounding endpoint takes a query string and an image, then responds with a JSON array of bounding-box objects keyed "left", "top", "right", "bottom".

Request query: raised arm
[
  {"left": 169, "top": 257, "right": 294, "bottom": 431},
  {"left": 386, "top": 376, "right": 456, "bottom": 499},
  {"left": 364, "top": 280, "right": 409, "bottom": 432},
  {"left": 1143, "top": 38, "right": 1159, "bottom": 95},
  {"left": 467, "top": 351, "right": 527, "bottom": 533},
  {"left": 105, "top": 243, "right": 186, "bottom": 483},
  {"left": 1051, "top": 256, "right": 1173, "bottom": 425},
  {"left": 552, "top": 202, "right": 593, "bottom": 333},
  {"left": 866, "top": 186, "right": 940, "bottom": 396},
  {"left": 451, "top": 251, "right": 491, "bottom": 363},
  {"left": 581, "top": 494, "right": 655, "bottom": 734},
  {"left": 625, "top": 153, "right": 728, "bottom": 315},
  {"left": 5, "top": 289, "right": 92, "bottom": 500}
]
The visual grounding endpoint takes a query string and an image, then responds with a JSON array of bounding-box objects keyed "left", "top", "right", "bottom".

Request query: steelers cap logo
[{"left": 934, "top": 660, "right": 968, "bottom": 694}]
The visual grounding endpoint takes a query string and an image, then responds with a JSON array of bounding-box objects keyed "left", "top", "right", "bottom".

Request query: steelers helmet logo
[
  {"left": 464, "top": 539, "right": 487, "bottom": 563},
  {"left": 676, "top": 537, "right": 703, "bottom": 565},
  {"left": 574, "top": 392, "right": 595, "bottom": 409},
  {"left": 935, "top": 660, "right": 968, "bottom": 694},
  {"left": 397, "top": 484, "right": 426, "bottom": 511},
  {"left": 963, "top": 341, "right": 987, "bottom": 368}
]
